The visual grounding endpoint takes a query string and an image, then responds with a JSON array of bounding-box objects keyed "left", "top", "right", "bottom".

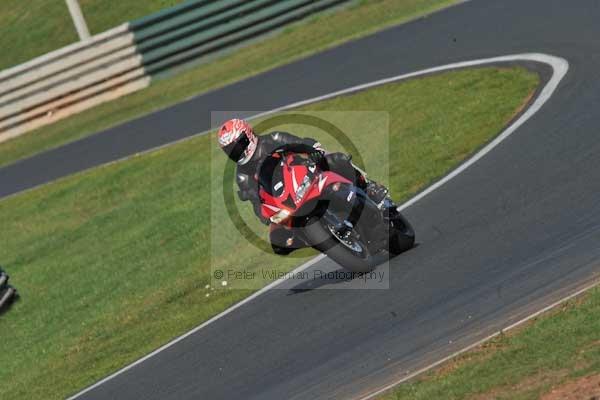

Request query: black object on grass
[{"left": 0, "top": 266, "right": 18, "bottom": 314}]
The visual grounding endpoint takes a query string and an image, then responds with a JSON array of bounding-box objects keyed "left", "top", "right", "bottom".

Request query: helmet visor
[{"left": 222, "top": 133, "right": 250, "bottom": 163}]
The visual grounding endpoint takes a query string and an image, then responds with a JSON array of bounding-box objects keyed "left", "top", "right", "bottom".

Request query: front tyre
[{"left": 304, "top": 217, "right": 376, "bottom": 273}]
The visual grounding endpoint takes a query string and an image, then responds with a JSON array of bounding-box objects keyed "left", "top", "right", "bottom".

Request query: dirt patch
[{"left": 541, "top": 374, "right": 600, "bottom": 400}]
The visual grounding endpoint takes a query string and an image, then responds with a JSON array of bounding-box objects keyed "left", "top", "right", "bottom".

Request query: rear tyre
[
  {"left": 388, "top": 211, "right": 415, "bottom": 255},
  {"left": 304, "top": 217, "right": 376, "bottom": 273}
]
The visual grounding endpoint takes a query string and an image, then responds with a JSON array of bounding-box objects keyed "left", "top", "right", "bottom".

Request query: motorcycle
[{"left": 258, "top": 148, "right": 415, "bottom": 272}]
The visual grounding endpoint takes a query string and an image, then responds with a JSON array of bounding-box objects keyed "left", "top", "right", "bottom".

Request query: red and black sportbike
[{"left": 258, "top": 148, "right": 415, "bottom": 272}]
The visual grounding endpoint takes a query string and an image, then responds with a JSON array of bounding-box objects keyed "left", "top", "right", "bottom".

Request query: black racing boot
[
  {"left": 355, "top": 172, "right": 390, "bottom": 207},
  {"left": 366, "top": 181, "right": 390, "bottom": 207}
]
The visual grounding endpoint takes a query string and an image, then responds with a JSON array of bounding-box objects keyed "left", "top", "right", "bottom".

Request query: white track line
[
  {"left": 67, "top": 53, "right": 568, "bottom": 399},
  {"left": 358, "top": 278, "right": 598, "bottom": 400}
]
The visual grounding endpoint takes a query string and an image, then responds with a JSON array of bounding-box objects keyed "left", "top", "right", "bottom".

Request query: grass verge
[
  {"left": 0, "top": 0, "right": 185, "bottom": 71},
  {"left": 376, "top": 288, "right": 600, "bottom": 400},
  {"left": 0, "top": 0, "right": 78, "bottom": 71},
  {"left": 0, "top": 67, "right": 538, "bottom": 399},
  {"left": 79, "top": 0, "right": 185, "bottom": 34},
  {"left": 0, "top": 0, "right": 458, "bottom": 168}
]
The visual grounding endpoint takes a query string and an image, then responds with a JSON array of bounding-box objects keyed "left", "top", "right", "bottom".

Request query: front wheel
[{"left": 304, "top": 216, "right": 376, "bottom": 273}]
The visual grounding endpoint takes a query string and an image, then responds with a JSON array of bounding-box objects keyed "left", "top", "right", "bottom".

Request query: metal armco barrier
[{"left": 0, "top": 0, "right": 349, "bottom": 144}]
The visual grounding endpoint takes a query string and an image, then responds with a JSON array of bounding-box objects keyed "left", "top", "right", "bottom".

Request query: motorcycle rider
[{"left": 218, "top": 118, "right": 389, "bottom": 254}]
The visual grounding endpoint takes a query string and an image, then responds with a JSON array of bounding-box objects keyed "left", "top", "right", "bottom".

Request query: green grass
[
  {"left": 0, "top": 0, "right": 458, "bottom": 168},
  {"left": 376, "top": 289, "right": 600, "bottom": 400},
  {"left": 0, "top": 1, "right": 78, "bottom": 71},
  {"left": 0, "top": 0, "right": 185, "bottom": 71},
  {"left": 79, "top": 0, "right": 185, "bottom": 34},
  {"left": 0, "top": 67, "right": 538, "bottom": 399}
]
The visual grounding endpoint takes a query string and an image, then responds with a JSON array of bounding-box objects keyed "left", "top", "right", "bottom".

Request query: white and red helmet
[{"left": 218, "top": 118, "right": 258, "bottom": 165}]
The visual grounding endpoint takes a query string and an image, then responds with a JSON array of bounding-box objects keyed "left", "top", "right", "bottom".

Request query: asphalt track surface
[{"left": 6, "top": 0, "right": 600, "bottom": 399}]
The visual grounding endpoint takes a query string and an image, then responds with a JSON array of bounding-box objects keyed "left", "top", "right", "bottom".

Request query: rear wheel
[{"left": 388, "top": 210, "right": 415, "bottom": 255}]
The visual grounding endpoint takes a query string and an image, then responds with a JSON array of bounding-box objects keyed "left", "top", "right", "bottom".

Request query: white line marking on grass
[
  {"left": 67, "top": 53, "right": 568, "bottom": 399},
  {"left": 66, "top": 253, "right": 326, "bottom": 400},
  {"left": 357, "top": 277, "right": 598, "bottom": 400}
]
